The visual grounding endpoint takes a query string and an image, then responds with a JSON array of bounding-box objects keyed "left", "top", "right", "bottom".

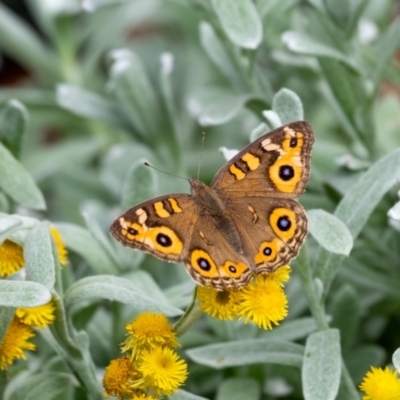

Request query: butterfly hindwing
[
  {"left": 226, "top": 197, "right": 308, "bottom": 274},
  {"left": 183, "top": 215, "right": 253, "bottom": 290}
]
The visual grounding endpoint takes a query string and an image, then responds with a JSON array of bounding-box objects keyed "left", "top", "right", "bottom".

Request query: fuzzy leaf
[
  {"left": 109, "top": 49, "right": 160, "bottom": 138},
  {"left": 212, "top": 0, "right": 262, "bottom": 49},
  {"left": 56, "top": 84, "right": 127, "bottom": 129},
  {"left": 393, "top": 348, "right": 400, "bottom": 373},
  {"left": 187, "top": 339, "right": 304, "bottom": 369},
  {"left": 272, "top": 88, "right": 303, "bottom": 124},
  {"left": 302, "top": 329, "right": 341, "bottom": 400},
  {"left": 216, "top": 378, "right": 260, "bottom": 400},
  {"left": 308, "top": 209, "right": 353, "bottom": 255},
  {"left": 121, "top": 159, "right": 158, "bottom": 210},
  {"left": 199, "top": 94, "right": 255, "bottom": 126},
  {"left": 7, "top": 372, "right": 73, "bottom": 400},
  {"left": 199, "top": 22, "right": 246, "bottom": 90},
  {"left": 0, "top": 99, "right": 28, "bottom": 158},
  {"left": 55, "top": 222, "right": 119, "bottom": 274},
  {"left": 282, "top": 31, "right": 358, "bottom": 72},
  {"left": 0, "top": 281, "right": 51, "bottom": 307},
  {"left": 64, "top": 275, "right": 182, "bottom": 317},
  {"left": 0, "top": 142, "right": 46, "bottom": 210},
  {"left": 170, "top": 390, "right": 209, "bottom": 400},
  {"left": 0, "top": 306, "right": 15, "bottom": 344},
  {"left": 0, "top": 215, "right": 22, "bottom": 245},
  {"left": 24, "top": 222, "right": 55, "bottom": 289}
]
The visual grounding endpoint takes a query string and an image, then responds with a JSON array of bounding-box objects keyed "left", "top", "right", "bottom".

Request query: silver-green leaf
[
  {"left": 24, "top": 221, "right": 55, "bottom": 288},
  {"left": 302, "top": 329, "right": 341, "bottom": 400},
  {"left": 64, "top": 275, "right": 182, "bottom": 317},
  {"left": 0, "top": 142, "right": 46, "bottom": 210},
  {"left": 212, "top": 0, "right": 262, "bottom": 49},
  {"left": 272, "top": 88, "right": 304, "bottom": 124},
  {"left": 307, "top": 209, "right": 353, "bottom": 255},
  {"left": 0, "top": 281, "right": 51, "bottom": 307},
  {"left": 187, "top": 339, "right": 304, "bottom": 369}
]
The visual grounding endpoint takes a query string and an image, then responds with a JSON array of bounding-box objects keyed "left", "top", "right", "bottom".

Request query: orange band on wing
[{"left": 268, "top": 131, "right": 304, "bottom": 193}]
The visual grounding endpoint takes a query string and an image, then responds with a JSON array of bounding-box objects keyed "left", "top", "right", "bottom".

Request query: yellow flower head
[
  {"left": 103, "top": 357, "right": 142, "bottom": 398},
  {"left": 139, "top": 346, "right": 188, "bottom": 396},
  {"left": 131, "top": 394, "right": 158, "bottom": 400},
  {"left": 197, "top": 286, "right": 239, "bottom": 320},
  {"left": 0, "top": 317, "right": 36, "bottom": 370},
  {"left": 0, "top": 239, "right": 24, "bottom": 277},
  {"left": 50, "top": 227, "right": 68, "bottom": 266},
  {"left": 266, "top": 265, "right": 291, "bottom": 287},
  {"left": 359, "top": 366, "right": 400, "bottom": 400},
  {"left": 16, "top": 301, "right": 56, "bottom": 329},
  {"left": 122, "top": 312, "right": 178, "bottom": 355},
  {"left": 236, "top": 275, "right": 288, "bottom": 330}
]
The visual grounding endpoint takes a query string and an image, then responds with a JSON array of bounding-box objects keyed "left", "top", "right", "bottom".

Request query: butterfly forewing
[
  {"left": 110, "top": 194, "right": 198, "bottom": 262},
  {"left": 211, "top": 121, "right": 314, "bottom": 198}
]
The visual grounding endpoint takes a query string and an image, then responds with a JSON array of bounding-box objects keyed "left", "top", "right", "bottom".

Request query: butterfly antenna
[
  {"left": 144, "top": 162, "right": 188, "bottom": 182},
  {"left": 197, "top": 132, "right": 206, "bottom": 180}
]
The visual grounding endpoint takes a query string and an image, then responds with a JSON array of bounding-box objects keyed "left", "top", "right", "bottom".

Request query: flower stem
[{"left": 174, "top": 287, "right": 204, "bottom": 337}]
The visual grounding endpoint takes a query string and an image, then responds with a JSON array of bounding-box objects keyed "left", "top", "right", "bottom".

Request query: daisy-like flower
[
  {"left": 139, "top": 346, "right": 188, "bottom": 396},
  {"left": 122, "top": 312, "right": 178, "bottom": 356},
  {"left": 197, "top": 286, "right": 239, "bottom": 320},
  {"left": 103, "top": 357, "right": 142, "bottom": 398},
  {"left": 236, "top": 274, "right": 288, "bottom": 330},
  {"left": 50, "top": 227, "right": 68, "bottom": 266},
  {"left": 266, "top": 265, "right": 291, "bottom": 287},
  {"left": 0, "top": 317, "right": 36, "bottom": 370},
  {"left": 16, "top": 301, "right": 56, "bottom": 329},
  {"left": 0, "top": 239, "right": 24, "bottom": 277},
  {"left": 359, "top": 366, "right": 400, "bottom": 400},
  {"left": 131, "top": 394, "right": 158, "bottom": 400}
]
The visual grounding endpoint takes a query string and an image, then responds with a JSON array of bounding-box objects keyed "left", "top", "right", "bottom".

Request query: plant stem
[
  {"left": 297, "top": 245, "right": 360, "bottom": 400},
  {"left": 174, "top": 288, "right": 204, "bottom": 337}
]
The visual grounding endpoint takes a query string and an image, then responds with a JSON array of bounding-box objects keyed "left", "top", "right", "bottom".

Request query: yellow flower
[
  {"left": 0, "top": 239, "right": 24, "bottom": 277},
  {"left": 131, "top": 394, "right": 158, "bottom": 400},
  {"left": 266, "top": 265, "right": 291, "bottom": 286},
  {"left": 103, "top": 357, "right": 142, "bottom": 398},
  {"left": 16, "top": 301, "right": 56, "bottom": 329},
  {"left": 50, "top": 227, "right": 68, "bottom": 266},
  {"left": 0, "top": 317, "right": 36, "bottom": 370},
  {"left": 236, "top": 275, "right": 288, "bottom": 330},
  {"left": 139, "top": 346, "right": 188, "bottom": 396},
  {"left": 122, "top": 312, "right": 178, "bottom": 355},
  {"left": 197, "top": 286, "right": 239, "bottom": 320},
  {"left": 359, "top": 366, "right": 400, "bottom": 400}
]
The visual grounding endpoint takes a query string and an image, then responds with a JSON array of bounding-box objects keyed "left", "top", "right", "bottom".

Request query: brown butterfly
[{"left": 110, "top": 121, "right": 314, "bottom": 290}]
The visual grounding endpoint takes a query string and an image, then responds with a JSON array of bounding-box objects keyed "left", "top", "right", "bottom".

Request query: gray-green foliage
[{"left": 0, "top": 1, "right": 400, "bottom": 399}]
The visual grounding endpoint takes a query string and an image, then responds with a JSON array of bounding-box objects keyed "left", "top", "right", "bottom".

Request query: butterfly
[{"left": 110, "top": 121, "right": 314, "bottom": 290}]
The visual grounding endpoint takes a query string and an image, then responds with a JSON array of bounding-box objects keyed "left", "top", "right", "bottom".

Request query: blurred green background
[{"left": 1, "top": 0, "right": 400, "bottom": 399}]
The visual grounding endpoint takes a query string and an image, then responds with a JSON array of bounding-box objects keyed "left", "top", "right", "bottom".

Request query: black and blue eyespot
[
  {"left": 156, "top": 233, "right": 172, "bottom": 247},
  {"left": 277, "top": 216, "right": 291, "bottom": 231},
  {"left": 279, "top": 165, "right": 294, "bottom": 181}
]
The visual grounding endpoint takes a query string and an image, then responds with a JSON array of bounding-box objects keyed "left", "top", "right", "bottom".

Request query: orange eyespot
[
  {"left": 221, "top": 261, "right": 248, "bottom": 278},
  {"left": 255, "top": 238, "right": 280, "bottom": 264},
  {"left": 269, "top": 208, "right": 297, "bottom": 241},
  {"left": 190, "top": 249, "right": 218, "bottom": 278}
]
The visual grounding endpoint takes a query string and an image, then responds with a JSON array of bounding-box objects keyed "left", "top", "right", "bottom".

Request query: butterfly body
[{"left": 110, "top": 121, "right": 314, "bottom": 290}]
